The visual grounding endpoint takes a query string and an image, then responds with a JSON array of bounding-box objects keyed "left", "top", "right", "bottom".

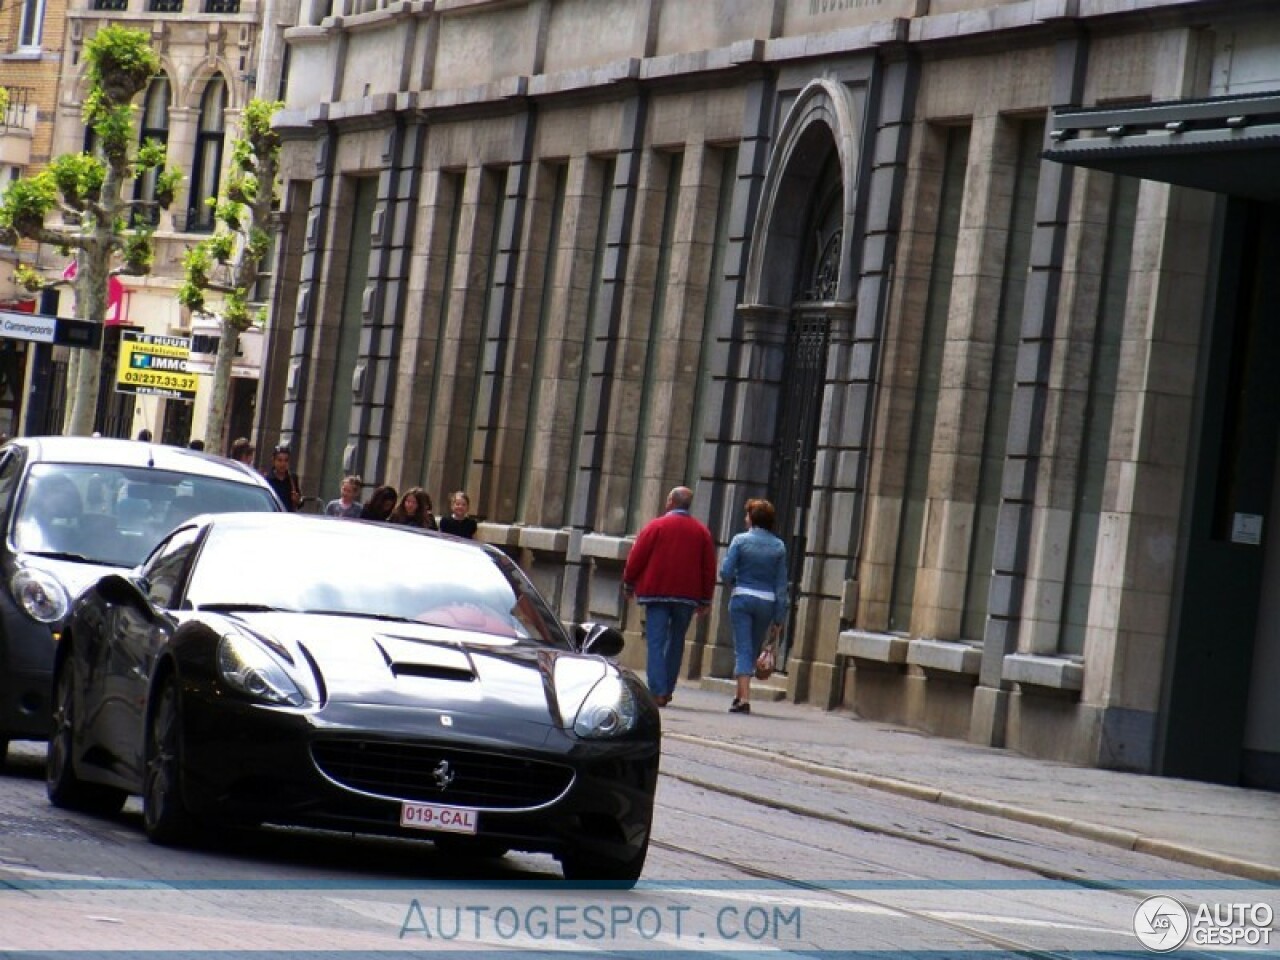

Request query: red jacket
[{"left": 623, "top": 510, "right": 716, "bottom": 605}]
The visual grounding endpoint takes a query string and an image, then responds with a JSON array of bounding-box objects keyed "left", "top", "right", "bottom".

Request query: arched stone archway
[{"left": 734, "top": 79, "right": 862, "bottom": 672}]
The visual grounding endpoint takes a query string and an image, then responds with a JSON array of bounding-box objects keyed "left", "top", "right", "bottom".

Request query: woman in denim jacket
[{"left": 718, "top": 498, "right": 788, "bottom": 714}]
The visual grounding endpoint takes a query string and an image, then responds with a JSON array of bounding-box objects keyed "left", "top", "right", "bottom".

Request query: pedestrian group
[{"left": 193, "top": 433, "right": 784, "bottom": 712}]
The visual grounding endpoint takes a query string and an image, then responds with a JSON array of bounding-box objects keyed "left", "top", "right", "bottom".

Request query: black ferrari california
[{"left": 47, "top": 513, "right": 660, "bottom": 884}]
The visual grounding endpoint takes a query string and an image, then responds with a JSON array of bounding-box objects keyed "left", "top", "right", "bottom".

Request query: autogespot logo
[{"left": 1134, "top": 896, "right": 1190, "bottom": 952}]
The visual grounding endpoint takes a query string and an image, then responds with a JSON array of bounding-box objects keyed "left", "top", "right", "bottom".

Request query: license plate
[{"left": 400, "top": 801, "right": 477, "bottom": 834}]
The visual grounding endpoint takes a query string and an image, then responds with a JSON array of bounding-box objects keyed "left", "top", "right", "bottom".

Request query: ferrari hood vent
[{"left": 374, "top": 634, "right": 477, "bottom": 683}]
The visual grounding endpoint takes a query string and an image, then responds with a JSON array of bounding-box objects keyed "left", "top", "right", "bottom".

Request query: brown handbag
[{"left": 754, "top": 643, "right": 776, "bottom": 681}]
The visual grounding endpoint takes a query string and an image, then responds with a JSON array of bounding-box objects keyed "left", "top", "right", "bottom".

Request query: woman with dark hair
[
  {"left": 359, "top": 485, "right": 399, "bottom": 522},
  {"left": 718, "top": 498, "right": 788, "bottom": 714},
  {"left": 388, "top": 486, "right": 437, "bottom": 530}
]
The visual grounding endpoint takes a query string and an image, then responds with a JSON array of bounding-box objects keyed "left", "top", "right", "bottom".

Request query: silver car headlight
[
  {"left": 217, "top": 633, "right": 309, "bottom": 707},
  {"left": 11, "top": 568, "right": 70, "bottom": 624},
  {"left": 572, "top": 673, "right": 638, "bottom": 739}
]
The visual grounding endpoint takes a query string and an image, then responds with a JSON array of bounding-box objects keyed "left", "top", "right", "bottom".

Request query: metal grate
[{"left": 311, "top": 738, "right": 575, "bottom": 810}]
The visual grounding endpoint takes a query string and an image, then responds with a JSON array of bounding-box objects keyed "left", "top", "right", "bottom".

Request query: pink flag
[
  {"left": 61, "top": 259, "right": 77, "bottom": 282},
  {"left": 106, "top": 275, "right": 125, "bottom": 325}
]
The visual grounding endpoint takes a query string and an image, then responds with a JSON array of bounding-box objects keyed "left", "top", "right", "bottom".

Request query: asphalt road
[{"left": 0, "top": 737, "right": 1274, "bottom": 955}]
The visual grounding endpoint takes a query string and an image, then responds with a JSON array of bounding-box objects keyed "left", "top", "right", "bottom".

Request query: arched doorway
[{"left": 739, "top": 79, "right": 861, "bottom": 671}]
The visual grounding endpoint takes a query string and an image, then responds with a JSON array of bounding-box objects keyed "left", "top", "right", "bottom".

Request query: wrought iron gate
[{"left": 769, "top": 309, "right": 830, "bottom": 668}]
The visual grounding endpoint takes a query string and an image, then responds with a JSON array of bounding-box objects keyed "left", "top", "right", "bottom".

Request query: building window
[
  {"left": 205, "top": 0, "right": 240, "bottom": 11},
  {"left": 148, "top": 0, "right": 183, "bottom": 11},
  {"left": 132, "top": 76, "right": 171, "bottom": 228},
  {"left": 186, "top": 75, "right": 227, "bottom": 233},
  {"left": 17, "top": 0, "right": 46, "bottom": 48},
  {"left": 92, "top": 0, "right": 129, "bottom": 10}
]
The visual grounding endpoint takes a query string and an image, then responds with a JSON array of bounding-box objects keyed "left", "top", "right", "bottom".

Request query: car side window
[{"left": 143, "top": 526, "right": 202, "bottom": 609}]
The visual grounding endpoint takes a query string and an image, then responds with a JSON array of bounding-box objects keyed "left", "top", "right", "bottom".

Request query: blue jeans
[
  {"left": 642, "top": 602, "right": 695, "bottom": 698},
  {"left": 729, "top": 593, "right": 775, "bottom": 677}
]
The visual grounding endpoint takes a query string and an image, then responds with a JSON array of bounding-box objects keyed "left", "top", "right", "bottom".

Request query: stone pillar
[
  {"left": 970, "top": 35, "right": 1087, "bottom": 748},
  {"left": 345, "top": 117, "right": 425, "bottom": 485}
]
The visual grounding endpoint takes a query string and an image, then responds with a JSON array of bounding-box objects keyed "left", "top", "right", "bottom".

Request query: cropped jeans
[{"left": 728, "top": 593, "right": 775, "bottom": 677}]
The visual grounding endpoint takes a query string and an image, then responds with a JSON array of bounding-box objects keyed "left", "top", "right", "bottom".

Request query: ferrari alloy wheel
[
  {"left": 143, "top": 678, "right": 198, "bottom": 845},
  {"left": 47, "top": 663, "right": 127, "bottom": 815}
]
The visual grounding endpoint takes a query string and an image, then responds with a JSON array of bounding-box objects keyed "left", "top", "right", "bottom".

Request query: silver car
[{"left": 0, "top": 436, "right": 282, "bottom": 763}]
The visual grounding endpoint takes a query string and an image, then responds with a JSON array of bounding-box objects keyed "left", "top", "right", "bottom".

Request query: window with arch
[
  {"left": 132, "top": 76, "right": 171, "bottom": 227},
  {"left": 186, "top": 74, "right": 227, "bottom": 233}
]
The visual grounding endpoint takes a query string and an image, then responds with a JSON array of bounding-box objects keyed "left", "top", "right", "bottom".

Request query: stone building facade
[{"left": 266, "top": 0, "right": 1280, "bottom": 789}]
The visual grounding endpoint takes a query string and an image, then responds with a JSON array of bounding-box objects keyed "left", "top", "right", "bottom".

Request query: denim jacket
[{"left": 719, "top": 527, "right": 788, "bottom": 624}]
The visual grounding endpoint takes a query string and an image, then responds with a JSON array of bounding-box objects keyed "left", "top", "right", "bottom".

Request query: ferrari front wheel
[{"left": 47, "top": 662, "right": 126, "bottom": 815}]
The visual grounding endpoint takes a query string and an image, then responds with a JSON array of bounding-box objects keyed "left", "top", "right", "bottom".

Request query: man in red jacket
[{"left": 622, "top": 486, "right": 716, "bottom": 707}]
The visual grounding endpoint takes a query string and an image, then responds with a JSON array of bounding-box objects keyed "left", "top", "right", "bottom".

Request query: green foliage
[
  {"left": 0, "top": 87, "right": 10, "bottom": 120},
  {"left": 84, "top": 25, "right": 160, "bottom": 107},
  {"left": 224, "top": 173, "right": 255, "bottom": 206},
  {"left": 134, "top": 138, "right": 167, "bottom": 172},
  {"left": 0, "top": 173, "right": 58, "bottom": 236},
  {"left": 214, "top": 199, "right": 243, "bottom": 231},
  {"left": 11, "top": 264, "right": 47, "bottom": 293},
  {"left": 49, "top": 153, "right": 106, "bottom": 210},
  {"left": 154, "top": 167, "right": 182, "bottom": 209},
  {"left": 223, "top": 287, "right": 251, "bottom": 331},
  {"left": 248, "top": 226, "right": 271, "bottom": 263},
  {"left": 122, "top": 229, "right": 154, "bottom": 274},
  {"left": 207, "top": 232, "right": 235, "bottom": 264},
  {"left": 179, "top": 244, "right": 212, "bottom": 312}
]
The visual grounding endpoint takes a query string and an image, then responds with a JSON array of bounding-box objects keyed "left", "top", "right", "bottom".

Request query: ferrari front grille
[{"left": 310, "top": 738, "right": 575, "bottom": 810}]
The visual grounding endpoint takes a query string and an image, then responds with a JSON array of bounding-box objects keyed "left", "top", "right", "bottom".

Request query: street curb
[{"left": 667, "top": 732, "right": 1280, "bottom": 884}]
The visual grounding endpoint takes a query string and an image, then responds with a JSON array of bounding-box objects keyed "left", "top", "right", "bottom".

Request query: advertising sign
[{"left": 115, "top": 331, "right": 198, "bottom": 401}]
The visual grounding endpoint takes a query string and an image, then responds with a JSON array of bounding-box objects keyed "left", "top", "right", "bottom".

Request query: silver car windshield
[
  {"left": 13, "top": 463, "right": 278, "bottom": 567},
  {"left": 186, "top": 523, "right": 571, "bottom": 648}
]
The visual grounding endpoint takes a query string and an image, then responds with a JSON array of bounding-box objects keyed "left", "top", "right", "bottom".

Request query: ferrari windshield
[
  {"left": 13, "top": 463, "right": 278, "bottom": 567},
  {"left": 185, "top": 521, "right": 571, "bottom": 648}
]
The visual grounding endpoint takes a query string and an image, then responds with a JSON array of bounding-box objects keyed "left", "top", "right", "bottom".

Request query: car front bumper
[
  {"left": 0, "top": 595, "right": 57, "bottom": 742},
  {"left": 176, "top": 690, "right": 660, "bottom": 863}
]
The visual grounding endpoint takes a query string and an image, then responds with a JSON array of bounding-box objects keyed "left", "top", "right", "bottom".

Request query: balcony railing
[{"left": 0, "top": 87, "right": 33, "bottom": 130}]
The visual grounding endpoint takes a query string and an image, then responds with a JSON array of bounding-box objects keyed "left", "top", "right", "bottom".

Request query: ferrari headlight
[
  {"left": 573, "top": 673, "right": 637, "bottom": 739},
  {"left": 217, "top": 633, "right": 308, "bottom": 707},
  {"left": 11, "top": 568, "right": 70, "bottom": 624}
]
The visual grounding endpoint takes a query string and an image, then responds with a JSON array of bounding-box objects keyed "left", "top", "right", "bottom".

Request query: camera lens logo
[{"left": 1134, "top": 896, "right": 1190, "bottom": 952}]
